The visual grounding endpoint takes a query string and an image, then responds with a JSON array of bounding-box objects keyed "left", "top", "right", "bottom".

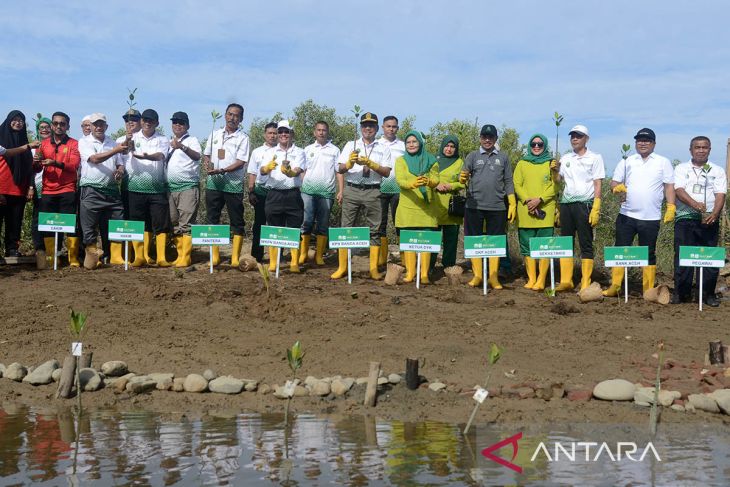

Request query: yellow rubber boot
[
  {"left": 155, "top": 234, "right": 171, "bottom": 267},
  {"left": 369, "top": 246, "right": 383, "bottom": 280},
  {"left": 602, "top": 267, "right": 625, "bottom": 297},
  {"left": 315, "top": 235, "right": 327, "bottom": 265},
  {"left": 330, "top": 249, "right": 348, "bottom": 279},
  {"left": 268, "top": 247, "right": 278, "bottom": 272},
  {"left": 298, "top": 234, "right": 310, "bottom": 265},
  {"left": 290, "top": 248, "right": 301, "bottom": 273},
  {"left": 66, "top": 237, "right": 81, "bottom": 267},
  {"left": 143, "top": 231, "right": 155, "bottom": 265},
  {"left": 523, "top": 257, "right": 537, "bottom": 288},
  {"left": 131, "top": 241, "right": 146, "bottom": 267},
  {"left": 555, "top": 258, "right": 574, "bottom": 292},
  {"left": 172, "top": 236, "right": 183, "bottom": 266},
  {"left": 231, "top": 234, "right": 244, "bottom": 267},
  {"left": 488, "top": 257, "right": 503, "bottom": 290},
  {"left": 378, "top": 237, "right": 389, "bottom": 266},
  {"left": 44, "top": 237, "right": 56, "bottom": 267},
  {"left": 468, "top": 258, "right": 483, "bottom": 287},
  {"left": 580, "top": 259, "right": 594, "bottom": 290},
  {"left": 176, "top": 235, "right": 192, "bottom": 267},
  {"left": 420, "top": 252, "right": 431, "bottom": 285},
  {"left": 531, "top": 259, "right": 550, "bottom": 291},
  {"left": 110, "top": 242, "right": 126, "bottom": 265},
  {"left": 642, "top": 265, "right": 656, "bottom": 292},
  {"left": 402, "top": 251, "right": 416, "bottom": 283}
]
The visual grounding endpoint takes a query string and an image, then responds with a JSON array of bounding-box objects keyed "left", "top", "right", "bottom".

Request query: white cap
[
  {"left": 277, "top": 120, "right": 291, "bottom": 130},
  {"left": 81, "top": 114, "right": 92, "bottom": 123},
  {"left": 569, "top": 124, "right": 589, "bottom": 137},
  {"left": 88, "top": 113, "right": 107, "bottom": 124}
]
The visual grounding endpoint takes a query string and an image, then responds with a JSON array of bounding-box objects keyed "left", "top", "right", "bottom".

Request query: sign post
[
  {"left": 328, "top": 227, "right": 370, "bottom": 284},
  {"left": 259, "top": 225, "right": 300, "bottom": 278},
  {"left": 108, "top": 220, "right": 145, "bottom": 271},
  {"left": 679, "top": 246, "right": 726, "bottom": 311},
  {"left": 529, "top": 236, "right": 573, "bottom": 291},
  {"left": 192, "top": 225, "right": 230, "bottom": 274},
  {"left": 464, "top": 235, "right": 507, "bottom": 296},
  {"left": 38, "top": 212, "right": 77, "bottom": 271},
  {"left": 604, "top": 246, "right": 649, "bottom": 303},
  {"left": 399, "top": 230, "right": 442, "bottom": 289}
]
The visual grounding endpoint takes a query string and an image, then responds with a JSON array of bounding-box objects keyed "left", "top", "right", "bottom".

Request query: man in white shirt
[
  {"left": 80, "top": 115, "right": 92, "bottom": 138},
  {"left": 202, "top": 103, "right": 249, "bottom": 267},
  {"left": 167, "top": 111, "right": 201, "bottom": 268},
  {"left": 604, "top": 128, "right": 676, "bottom": 296},
  {"left": 377, "top": 115, "right": 405, "bottom": 265},
  {"left": 551, "top": 124, "right": 605, "bottom": 291},
  {"left": 671, "top": 136, "right": 727, "bottom": 307},
  {"left": 299, "top": 121, "right": 342, "bottom": 266},
  {"left": 247, "top": 122, "right": 277, "bottom": 263},
  {"left": 331, "top": 112, "right": 392, "bottom": 280},
  {"left": 260, "top": 120, "right": 305, "bottom": 272}
]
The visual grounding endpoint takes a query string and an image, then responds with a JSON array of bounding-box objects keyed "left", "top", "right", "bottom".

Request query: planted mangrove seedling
[
  {"left": 284, "top": 340, "right": 304, "bottom": 425},
  {"left": 464, "top": 343, "right": 502, "bottom": 434}
]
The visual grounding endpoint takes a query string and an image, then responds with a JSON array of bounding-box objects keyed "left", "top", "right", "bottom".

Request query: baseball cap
[
  {"left": 634, "top": 128, "right": 656, "bottom": 141},
  {"left": 170, "top": 111, "right": 189, "bottom": 124},
  {"left": 360, "top": 112, "right": 378, "bottom": 124},
  {"left": 569, "top": 124, "right": 589, "bottom": 137},
  {"left": 88, "top": 113, "right": 107, "bottom": 124},
  {"left": 141, "top": 109, "right": 159, "bottom": 122},
  {"left": 480, "top": 124, "right": 498, "bottom": 138},
  {"left": 122, "top": 109, "right": 141, "bottom": 121},
  {"left": 277, "top": 120, "right": 291, "bottom": 131}
]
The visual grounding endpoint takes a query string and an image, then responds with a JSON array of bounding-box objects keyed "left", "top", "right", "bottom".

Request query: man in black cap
[
  {"left": 167, "top": 111, "right": 201, "bottom": 267},
  {"left": 127, "top": 108, "right": 172, "bottom": 267},
  {"left": 459, "top": 124, "right": 516, "bottom": 289},
  {"left": 331, "top": 112, "right": 393, "bottom": 280},
  {"left": 604, "top": 128, "right": 675, "bottom": 296}
]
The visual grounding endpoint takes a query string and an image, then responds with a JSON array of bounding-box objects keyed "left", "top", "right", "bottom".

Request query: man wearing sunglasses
[
  {"left": 36, "top": 111, "right": 81, "bottom": 267},
  {"left": 551, "top": 124, "right": 605, "bottom": 291},
  {"left": 604, "top": 128, "right": 675, "bottom": 296}
]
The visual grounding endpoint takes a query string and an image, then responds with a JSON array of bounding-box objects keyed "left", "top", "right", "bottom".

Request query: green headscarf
[
  {"left": 403, "top": 130, "right": 437, "bottom": 201},
  {"left": 436, "top": 135, "right": 460, "bottom": 171},
  {"left": 35, "top": 117, "right": 51, "bottom": 140},
  {"left": 523, "top": 133, "right": 552, "bottom": 164}
]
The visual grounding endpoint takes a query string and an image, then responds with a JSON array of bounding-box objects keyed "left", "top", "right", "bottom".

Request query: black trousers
[
  {"left": 379, "top": 193, "right": 399, "bottom": 237},
  {"left": 560, "top": 201, "right": 594, "bottom": 259},
  {"left": 206, "top": 189, "right": 244, "bottom": 235},
  {"left": 464, "top": 208, "right": 506, "bottom": 236},
  {"left": 250, "top": 191, "right": 267, "bottom": 262},
  {"left": 673, "top": 218, "right": 720, "bottom": 299},
  {"left": 39, "top": 192, "right": 77, "bottom": 238},
  {"left": 31, "top": 193, "right": 43, "bottom": 250},
  {"left": 265, "top": 188, "right": 304, "bottom": 229},
  {"left": 614, "top": 213, "right": 660, "bottom": 265},
  {"left": 128, "top": 191, "right": 171, "bottom": 234},
  {"left": 0, "top": 194, "right": 26, "bottom": 253}
]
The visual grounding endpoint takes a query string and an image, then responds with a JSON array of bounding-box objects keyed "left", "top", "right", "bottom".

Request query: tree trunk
[
  {"left": 363, "top": 361, "right": 381, "bottom": 407},
  {"left": 56, "top": 355, "right": 76, "bottom": 399},
  {"left": 80, "top": 351, "right": 93, "bottom": 369},
  {"left": 406, "top": 358, "right": 420, "bottom": 390},
  {"left": 709, "top": 340, "right": 724, "bottom": 365}
]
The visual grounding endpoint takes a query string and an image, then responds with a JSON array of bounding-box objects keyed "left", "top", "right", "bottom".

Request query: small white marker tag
[
  {"left": 283, "top": 380, "right": 296, "bottom": 398},
  {"left": 71, "top": 342, "right": 83, "bottom": 357},
  {"left": 473, "top": 387, "right": 488, "bottom": 404}
]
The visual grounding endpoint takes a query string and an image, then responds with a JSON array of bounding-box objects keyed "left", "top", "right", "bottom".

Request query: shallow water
[{"left": 0, "top": 405, "right": 728, "bottom": 485}]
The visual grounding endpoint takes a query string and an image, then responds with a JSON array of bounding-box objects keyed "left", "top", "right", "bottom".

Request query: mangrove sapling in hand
[
  {"left": 206, "top": 109, "right": 223, "bottom": 174},
  {"left": 464, "top": 343, "right": 502, "bottom": 435},
  {"left": 284, "top": 341, "right": 304, "bottom": 425}
]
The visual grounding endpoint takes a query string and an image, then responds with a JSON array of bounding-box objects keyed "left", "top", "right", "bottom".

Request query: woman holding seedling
[
  {"left": 513, "top": 133, "right": 558, "bottom": 290},
  {"left": 432, "top": 135, "right": 464, "bottom": 269}
]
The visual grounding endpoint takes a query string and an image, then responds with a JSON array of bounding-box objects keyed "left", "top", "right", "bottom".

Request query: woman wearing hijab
[
  {"left": 433, "top": 135, "right": 465, "bottom": 269},
  {"left": 0, "top": 110, "right": 39, "bottom": 258},
  {"left": 30, "top": 117, "right": 52, "bottom": 257},
  {"left": 395, "top": 130, "right": 440, "bottom": 284},
  {"left": 513, "top": 133, "right": 558, "bottom": 290}
]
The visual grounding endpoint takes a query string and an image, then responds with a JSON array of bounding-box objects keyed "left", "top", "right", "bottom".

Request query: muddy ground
[{"left": 1, "top": 245, "right": 729, "bottom": 427}]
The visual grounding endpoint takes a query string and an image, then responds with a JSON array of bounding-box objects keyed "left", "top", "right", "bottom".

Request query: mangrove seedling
[
  {"left": 284, "top": 340, "right": 304, "bottom": 425},
  {"left": 257, "top": 263, "right": 271, "bottom": 297},
  {"left": 553, "top": 111, "right": 564, "bottom": 159},
  {"left": 351, "top": 104, "right": 362, "bottom": 155},
  {"left": 464, "top": 343, "right": 502, "bottom": 434},
  {"left": 69, "top": 310, "right": 89, "bottom": 413},
  {"left": 649, "top": 340, "right": 664, "bottom": 436},
  {"left": 620, "top": 143, "right": 631, "bottom": 160}
]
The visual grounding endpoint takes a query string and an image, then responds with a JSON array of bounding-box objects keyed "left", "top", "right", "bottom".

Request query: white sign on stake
[
  {"left": 71, "top": 342, "right": 83, "bottom": 356},
  {"left": 473, "top": 387, "right": 489, "bottom": 404}
]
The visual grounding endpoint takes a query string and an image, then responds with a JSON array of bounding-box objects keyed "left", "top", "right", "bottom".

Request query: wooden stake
[
  {"left": 80, "top": 351, "right": 93, "bottom": 369},
  {"left": 709, "top": 340, "right": 724, "bottom": 365},
  {"left": 56, "top": 355, "right": 76, "bottom": 399},
  {"left": 363, "top": 361, "right": 381, "bottom": 407},
  {"left": 405, "top": 358, "right": 420, "bottom": 390}
]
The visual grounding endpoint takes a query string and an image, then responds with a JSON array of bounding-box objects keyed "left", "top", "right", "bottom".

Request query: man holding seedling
[
  {"left": 671, "top": 136, "right": 726, "bottom": 307},
  {"left": 604, "top": 128, "right": 675, "bottom": 296},
  {"left": 377, "top": 115, "right": 405, "bottom": 266},
  {"left": 332, "top": 112, "right": 393, "bottom": 280},
  {"left": 247, "top": 121, "right": 278, "bottom": 263},
  {"left": 203, "top": 103, "right": 249, "bottom": 267},
  {"left": 551, "top": 124, "right": 605, "bottom": 291}
]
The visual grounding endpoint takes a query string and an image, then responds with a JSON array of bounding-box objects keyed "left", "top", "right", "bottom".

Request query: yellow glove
[
  {"left": 507, "top": 194, "right": 516, "bottom": 223},
  {"left": 426, "top": 176, "right": 438, "bottom": 188},
  {"left": 663, "top": 203, "right": 676, "bottom": 223},
  {"left": 345, "top": 152, "right": 358, "bottom": 170},
  {"left": 612, "top": 183, "right": 627, "bottom": 194},
  {"left": 588, "top": 198, "right": 601, "bottom": 226},
  {"left": 360, "top": 157, "right": 380, "bottom": 171},
  {"left": 410, "top": 178, "right": 424, "bottom": 189},
  {"left": 261, "top": 159, "right": 277, "bottom": 174},
  {"left": 550, "top": 159, "right": 559, "bottom": 171},
  {"left": 459, "top": 170, "right": 470, "bottom": 184},
  {"left": 554, "top": 207, "right": 561, "bottom": 227},
  {"left": 281, "top": 164, "right": 298, "bottom": 177}
]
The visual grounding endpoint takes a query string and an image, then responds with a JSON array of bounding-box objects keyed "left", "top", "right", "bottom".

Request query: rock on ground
[
  {"left": 208, "top": 376, "right": 244, "bottom": 394},
  {"left": 126, "top": 376, "right": 157, "bottom": 394},
  {"left": 100, "top": 361, "right": 128, "bottom": 377},
  {"left": 687, "top": 394, "right": 720, "bottom": 413},
  {"left": 593, "top": 379, "right": 635, "bottom": 401},
  {"left": 634, "top": 387, "right": 681, "bottom": 407},
  {"left": 203, "top": 369, "right": 217, "bottom": 381},
  {"left": 183, "top": 374, "right": 208, "bottom": 393},
  {"left": 172, "top": 377, "right": 185, "bottom": 392},
  {"left": 51, "top": 368, "right": 62, "bottom": 382},
  {"left": 708, "top": 389, "right": 730, "bottom": 414},
  {"left": 429, "top": 382, "right": 447, "bottom": 392},
  {"left": 23, "top": 360, "right": 59, "bottom": 385},
  {"left": 79, "top": 368, "right": 103, "bottom": 392},
  {"left": 148, "top": 373, "right": 174, "bottom": 391},
  {"left": 310, "top": 380, "right": 331, "bottom": 396},
  {"left": 388, "top": 373, "right": 401, "bottom": 384},
  {"left": 331, "top": 378, "right": 354, "bottom": 397},
  {"left": 4, "top": 363, "right": 28, "bottom": 382}
]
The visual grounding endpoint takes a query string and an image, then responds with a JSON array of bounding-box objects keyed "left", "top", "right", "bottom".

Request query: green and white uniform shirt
[
  {"left": 558, "top": 149, "right": 605, "bottom": 203},
  {"left": 264, "top": 144, "right": 305, "bottom": 190},
  {"left": 31, "top": 148, "right": 43, "bottom": 194},
  {"left": 203, "top": 127, "right": 249, "bottom": 194},
  {"left": 338, "top": 138, "right": 392, "bottom": 186},
  {"left": 247, "top": 144, "right": 275, "bottom": 197},
  {"left": 78, "top": 134, "right": 123, "bottom": 196},
  {"left": 166, "top": 134, "right": 201, "bottom": 193},
  {"left": 126, "top": 131, "right": 170, "bottom": 194},
  {"left": 674, "top": 161, "right": 727, "bottom": 221},
  {"left": 378, "top": 137, "right": 405, "bottom": 194},
  {"left": 302, "top": 141, "right": 340, "bottom": 198}
]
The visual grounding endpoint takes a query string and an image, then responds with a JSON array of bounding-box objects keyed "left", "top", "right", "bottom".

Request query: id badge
[
  {"left": 217, "top": 148, "right": 226, "bottom": 160},
  {"left": 692, "top": 184, "right": 702, "bottom": 194}
]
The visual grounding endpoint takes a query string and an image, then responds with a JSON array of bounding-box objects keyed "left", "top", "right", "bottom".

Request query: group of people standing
[{"left": 0, "top": 106, "right": 726, "bottom": 306}]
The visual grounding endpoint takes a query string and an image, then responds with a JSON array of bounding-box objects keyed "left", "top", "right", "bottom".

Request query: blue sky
[{"left": 2, "top": 0, "right": 729, "bottom": 172}]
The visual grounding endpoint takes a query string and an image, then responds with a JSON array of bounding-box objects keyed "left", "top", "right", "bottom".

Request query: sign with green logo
[
  {"left": 328, "top": 227, "right": 370, "bottom": 248},
  {"left": 400, "top": 230, "right": 441, "bottom": 252},
  {"left": 604, "top": 246, "right": 649, "bottom": 267},
  {"left": 191, "top": 225, "right": 230, "bottom": 245},
  {"left": 529, "top": 236, "right": 573, "bottom": 258},
  {"left": 38, "top": 212, "right": 76, "bottom": 233},
  {"left": 679, "top": 246, "right": 726, "bottom": 268},
  {"left": 464, "top": 235, "right": 507, "bottom": 258},
  {"left": 260, "top": 225, "right": 300, "bottom": 249},
  {"left": 108, "top": 220, "right": 144, "bottom": 242}
]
